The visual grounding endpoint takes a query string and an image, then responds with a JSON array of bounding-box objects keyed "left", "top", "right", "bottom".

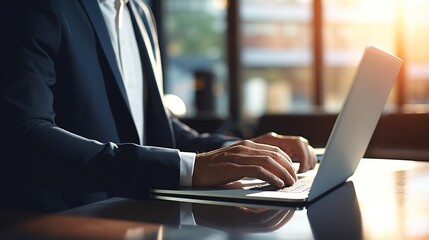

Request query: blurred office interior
[{"left": 147, "top": 0, "right": 429, "bottom": 160}]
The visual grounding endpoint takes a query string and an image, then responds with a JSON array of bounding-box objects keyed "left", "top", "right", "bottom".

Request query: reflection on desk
[
  {"left": 0, "top": 182, "right": 358, "bottom": 240},
  {"left": 0, "top": 158, "right": 428, "bottom": 240}
]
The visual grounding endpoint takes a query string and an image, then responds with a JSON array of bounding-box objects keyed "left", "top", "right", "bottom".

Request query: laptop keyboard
[{"left": 248, "top": 176, "right": 314, "bottom": 193}]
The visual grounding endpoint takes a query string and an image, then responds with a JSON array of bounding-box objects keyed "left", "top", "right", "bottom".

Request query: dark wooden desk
[{"left": 1, "top": 159, "right": 428, "bottom": 240}]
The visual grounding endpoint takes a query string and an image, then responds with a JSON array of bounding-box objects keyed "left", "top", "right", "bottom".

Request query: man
[{"left": 0, "top": 0, "right": 316, "bottom": 212}]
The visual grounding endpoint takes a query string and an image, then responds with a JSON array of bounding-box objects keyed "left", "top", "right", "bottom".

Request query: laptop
[{"left": 152, "top": 45, "right": 403, "bottom": 204}]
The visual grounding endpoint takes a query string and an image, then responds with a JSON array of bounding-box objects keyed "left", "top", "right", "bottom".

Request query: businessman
[{"left": 0, "top": 0, "right": 316, "bottom": 211}]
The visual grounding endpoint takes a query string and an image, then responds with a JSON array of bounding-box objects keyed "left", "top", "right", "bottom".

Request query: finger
[
  {"left": 308, "top": 145, "right": 317, "bottom": 169},
  {"left": 298, "top": 142, "right": 310, "bottom": 173},
  {"left": 239, "top": 140, "right": 293, "bottom": 165},
  {"left": 251, "top": 132, "right": 277, "bottom": 142},
  {"left": 298, "top": 139, "right": 317, "bottom": 173},
  {"left": 207, "top": 163, "right": 285, "bottom": 187},
  {"left": 300, "top": 143, "right": 317, "bottom": 172},
  {"left": 227, "top": 144, "right": 297, "bottom": 180},
  {"left": 236, "top": 164, "right": 287, "bottom": 188},
  {"left": 194, "top": 144, "right": 296, "bottom": 187},
  {"left": 225, "top": 153, "right": 296, "bottom": 185}
]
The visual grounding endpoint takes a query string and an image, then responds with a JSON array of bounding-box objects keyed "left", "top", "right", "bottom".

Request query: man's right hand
[{"left": 192, "top": 140, "right": 297, "bottom": 188}]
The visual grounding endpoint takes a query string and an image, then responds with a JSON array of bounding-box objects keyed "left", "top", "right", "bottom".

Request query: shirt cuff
[{"left": 179, "top": 151, "right": 196, "bottom": 187}]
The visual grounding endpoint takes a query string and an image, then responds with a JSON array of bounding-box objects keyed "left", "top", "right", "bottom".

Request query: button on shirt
[{"left": 98, "top": 0, "right": 195, "bottom": 186}]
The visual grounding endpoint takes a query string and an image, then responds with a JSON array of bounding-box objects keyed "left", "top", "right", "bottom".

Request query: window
[
  {"left": 323, "top": 0, "right": 397, "bottom": 111},
  {"left": 240, "top": 0, "right": 314, "bottom": 117},
  {"left": 403, "top": 0, "right": 429, "bottom": 108},
  {"left": 162, "top": 0, "right": 228, "bottom": 118},
  {"left": 160, "top": 0, "right": 429, "bottom": 119},
  {"left": 239, "top": 0, "right": 429, "bottom": 117}
]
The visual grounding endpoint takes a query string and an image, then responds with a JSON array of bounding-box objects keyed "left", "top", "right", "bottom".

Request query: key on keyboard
[
  {"left": 280, "top": 177, "right": 314, "bottom": 193},
  {"left": 248, "top": 177, "right": 314, "bottom": 193}
]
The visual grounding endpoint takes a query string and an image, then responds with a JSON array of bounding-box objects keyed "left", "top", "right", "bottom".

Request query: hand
[
  {"left": 252, "top": 132, "right": 317, "bottom": 173},
  {"left": 193, "top": 203, "right": 294, "bottom": 233},
  {"left": 193, "top": 139, "right": 297, "bottom": 187}
]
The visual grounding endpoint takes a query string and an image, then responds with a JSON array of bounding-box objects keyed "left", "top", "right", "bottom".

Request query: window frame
[{"left": 156, "top": 0, "right": 416, "bottom": 122}]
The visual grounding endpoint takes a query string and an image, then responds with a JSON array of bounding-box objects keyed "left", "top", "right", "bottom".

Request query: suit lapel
[
  {"left": 78, "top": 0, "right": 174, "bottom": 147},
  {"left": 79, "top": 0, "right": 131, "bottom": 110},
  {"left": 79, "top": 0, "right": 140, "bottom": 144}
]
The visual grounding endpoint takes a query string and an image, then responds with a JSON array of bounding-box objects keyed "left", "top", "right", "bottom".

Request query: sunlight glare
[
  {"left": 359, "top": 0, "right": 396, "bottom": 23},
  {"left": 164, "top": 94, "right": 187, "bottom": 117},
  {"left": 212, "top": 0, "right": 228, "bottom": 10},
  {"left": 404, "top": 0, "right": 429, "bottom": 25}
]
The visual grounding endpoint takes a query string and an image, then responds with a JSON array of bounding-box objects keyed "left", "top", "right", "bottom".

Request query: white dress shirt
[{"left": 98, "top": 0, "right": 195, "bottom": 187}]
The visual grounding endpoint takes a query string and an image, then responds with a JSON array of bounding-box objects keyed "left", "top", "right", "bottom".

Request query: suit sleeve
[
  {"left": 0, "top": 1, "right": 179, "bottom": 197},
  {"left": 172, "top": 118, "right": 240, "bottom": 153}
]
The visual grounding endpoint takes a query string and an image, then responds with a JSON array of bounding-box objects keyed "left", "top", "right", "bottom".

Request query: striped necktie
[{"left": 129, "top": 0, "right": 175, "bottom": 148}]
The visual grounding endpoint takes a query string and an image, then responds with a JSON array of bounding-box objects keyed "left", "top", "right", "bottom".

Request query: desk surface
[{"left": 1, "top": 158, "right": 428, "bottom": 240}]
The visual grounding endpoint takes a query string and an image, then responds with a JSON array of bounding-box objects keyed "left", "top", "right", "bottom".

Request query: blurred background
[{"left": 146, "top": 0, "right": 429, "bottom": 160}]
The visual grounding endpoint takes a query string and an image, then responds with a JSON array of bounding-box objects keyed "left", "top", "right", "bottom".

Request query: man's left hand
[{"left": 252, "top": 132, "right": 317, "bottom": 173}]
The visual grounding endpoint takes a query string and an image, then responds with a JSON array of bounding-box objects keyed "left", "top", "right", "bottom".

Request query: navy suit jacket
[{"left": 0, "top": 0, "right": 237, "bottom": 211}]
